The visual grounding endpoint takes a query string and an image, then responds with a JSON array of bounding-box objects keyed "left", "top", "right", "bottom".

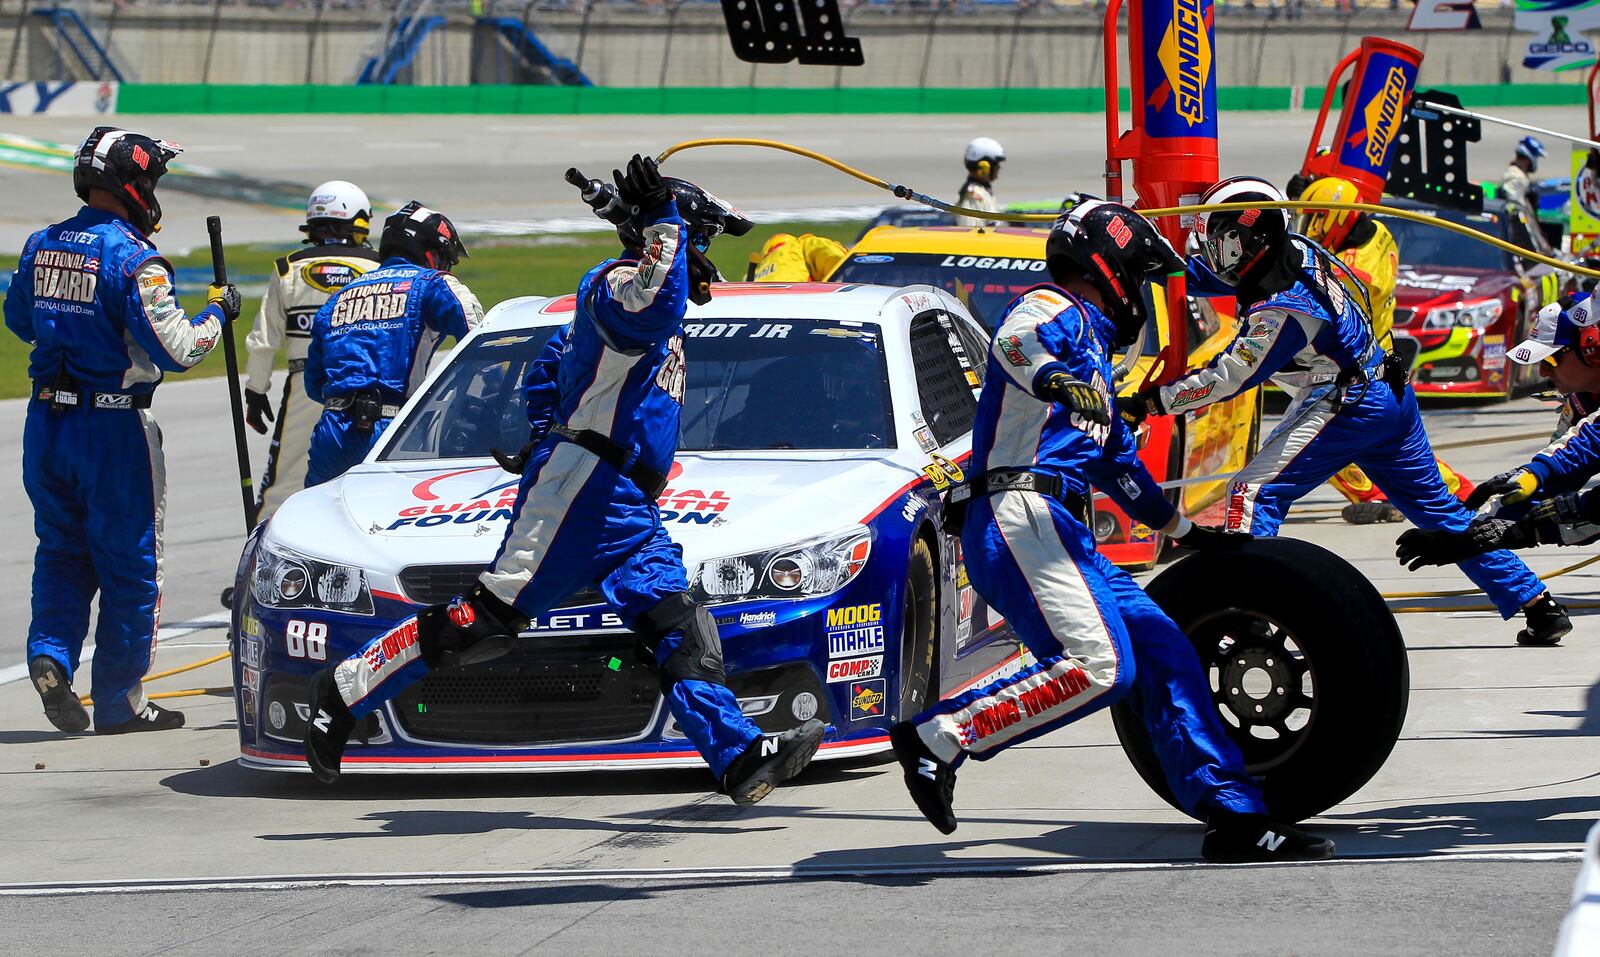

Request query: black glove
[
  {"left": 207, "top": 282, "right": 242, "bottom": 323},
  {"left": 243, "top": 388, "right": 274, "bottom": 435},
  {"left": 491, "top": 442, "right": 534, "bottom": 475},
  {"left": 1038, "top": 371, "right": 1109, "bottom": 426},
  {"left": 1174, "top": 523, "right": 1252, "bottom": 552},
  {"left": 1463, "top": 468, "right": 1539, "bottom": 510},
  {"left": 1395, "top": 519, "right": 1536, "bottom": 570},
  {"left": 613, "top": 154, "right": 671, "bottom": 213},
  {"left": 1115, "top": 392, "right": 1158, "bottom": 428}
]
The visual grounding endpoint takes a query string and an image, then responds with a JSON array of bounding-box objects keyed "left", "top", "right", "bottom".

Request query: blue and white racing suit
[
  {"left": 4, "top": 206, "right": 225, "bottom": 724},
  {"left": 302, "top": 257, "right": 483, "bottom": 487},
  {"left": 330, "top": 201, "right": 761, "bottom": 777},
  {"left": 907, "top": 285, "right": 1267, "bottom": 819},
  {"left": 1159, "top": 243, "right": 1546, "bottom": 619}
]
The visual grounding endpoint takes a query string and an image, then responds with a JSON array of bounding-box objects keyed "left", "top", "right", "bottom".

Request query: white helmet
[
  {"left": 302, "top": 180, "right": 372, "bottom": 243},
  {"left": 964, "top": 136, "right": 1006, "bottom": 169}
]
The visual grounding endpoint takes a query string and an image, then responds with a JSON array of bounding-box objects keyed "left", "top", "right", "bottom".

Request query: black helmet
[
  {"left": 378, "top": 201, "right": 468, "bottom": 271},
  {"left": 663, "top": 177, "right": 754, "bottom": 251},
  {"left": 1045, "top": 200, "right": 1182, "bottom": 347},
  {"left": 1195, "top": 176, "right": 1291, "bottom": 286},
  {"left": 73, "top": 126, "right": 183, "bottom": 236}
]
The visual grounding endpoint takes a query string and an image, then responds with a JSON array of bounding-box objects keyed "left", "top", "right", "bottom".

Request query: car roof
[
  {"left": 480, "top": 281, "right": 939, "bottom": 334},
  {"left": 849, "top": 225, "right": 1048, "bottom": 257}
]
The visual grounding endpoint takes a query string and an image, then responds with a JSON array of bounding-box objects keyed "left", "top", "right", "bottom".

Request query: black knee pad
[
  {"left": 637, "top": 591, "right": 726, "bottom": 687},
  {"left": 417, "top": 583, "right": 529, "bottom": 669}
]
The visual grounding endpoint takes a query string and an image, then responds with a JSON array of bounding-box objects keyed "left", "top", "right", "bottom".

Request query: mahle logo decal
[
  {"left": 1362, "top": 66, "right": 1411, "bottom": 167},
  {"left": 1157, "top": 0, "right": 1210, "bottom": 128}
]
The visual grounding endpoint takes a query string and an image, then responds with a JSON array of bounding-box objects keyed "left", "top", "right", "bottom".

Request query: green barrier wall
[{"left": 116, "top": 84, "right": 1586, "bottom": 115}]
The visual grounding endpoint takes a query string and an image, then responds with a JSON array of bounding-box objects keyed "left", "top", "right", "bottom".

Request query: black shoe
[
  {"left": 720, "top": 720, "right": 825, "bottom": 806},
  {"left": 304, "top": 669, "right": 356, "bottom": 784},
  {"left": 890, "top": 720, "right": 958, "bottom": 834},
  {"left": 30, "top": 657, "right": 89, "bottom": 734},
  {"left": 1518, "top": 593, "right": 1571, "bottom": 647},
  {"left": 1342, "top": 502, "right": 1404, "bottom": 525},
  {"left": 95, "top": 701, "right": 185, "bottom": 735},
  {"left": 1201, "top": 813, "right": 1335, "bottom": 863}
]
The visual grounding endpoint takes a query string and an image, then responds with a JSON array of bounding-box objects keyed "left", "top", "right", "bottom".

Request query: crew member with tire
[
  {"left": 1118, "top": 177, "right": 1567, "bottom": 647},
  {"left": 891, "top": 201, "right": 1332, "bottom": 863},
  {"left": 243, "top": 181, "right": 379, "bottom": 521},
  {"left": 304, "top": 156, "right": 825, "bottom": 805},
  {"left": 7, "top": 127, "right": 238, "bottom": 734},
  {"left": 1295, "top": 176, "right": 1475, "bottom": 524},
  {"left": 302, "top": 201, "right": 484, "bottom": 486}
]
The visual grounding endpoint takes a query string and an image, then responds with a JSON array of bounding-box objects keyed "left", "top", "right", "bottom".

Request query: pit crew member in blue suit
[
  {"left": 1117, "top": 176, "right": 1566, "bottom": 648},
  {"left": 891, "top": 201, "right": 1333, "bottom": 863},
  {"left": 304, "top": 156, "right": 826, "bottom": 804},
  {"left": 1399, "top": 293, "right": 1600, "bottom": 569},
  {"left": 6, "top": 126, "right": 238, "bottom": 735},
  {"left": 302, "top": 201, "right": 484, "bottom": 487}
]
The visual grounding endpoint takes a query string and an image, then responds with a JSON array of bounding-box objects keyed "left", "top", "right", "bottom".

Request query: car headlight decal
[
  {"left": 1421, "top": 297, "right": 1503, "bottom": 331},
  {"left": 693, "top": 526, "right": 873, "bottom": 605},
  {"left": 254, "top": 541, "right": 374, "bottom": 616}
]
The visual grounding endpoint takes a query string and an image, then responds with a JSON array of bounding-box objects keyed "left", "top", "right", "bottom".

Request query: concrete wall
[{"left": 0, "top": 4, "right": 1578, "bottom": 89}]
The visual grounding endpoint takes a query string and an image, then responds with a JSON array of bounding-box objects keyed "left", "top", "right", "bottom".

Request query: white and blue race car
[{"left": 232, "top": 282, "right": 1034, "bottom": 773}]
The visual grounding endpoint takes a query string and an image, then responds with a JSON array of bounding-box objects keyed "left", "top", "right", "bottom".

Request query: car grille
[
  {"left": 393, "top": 635, "right": 659, "bottom": 744},
  {"left": 398, "top": 563, "right": 600, "bottom": 608}
]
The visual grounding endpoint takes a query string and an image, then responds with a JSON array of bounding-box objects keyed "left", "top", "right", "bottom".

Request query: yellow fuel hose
[
  {"left": 656, "top": 138, "right": 1600, "bottom": 280},
  {"left": 79, "top": 651, "right": 231, "bottom": 706}
]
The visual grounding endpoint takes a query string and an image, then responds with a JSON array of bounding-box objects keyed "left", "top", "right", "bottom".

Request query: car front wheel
[{"left": 895, "top": 537, "right": 938, "bottom": 720}]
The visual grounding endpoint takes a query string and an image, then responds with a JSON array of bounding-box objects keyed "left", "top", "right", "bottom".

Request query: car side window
[{"left": 909, "top": 309, "right": 981, "bottom": 446}]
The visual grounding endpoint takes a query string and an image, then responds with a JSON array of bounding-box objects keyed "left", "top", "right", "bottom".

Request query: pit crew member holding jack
[
  {"left": 1296, "top": 176, "right": 1476, "bottom": 525},
  {"left": 244, "top": 181, "right": 379, "bottom": 520},
  {"left": 304, "top": 156, "right": 826, "bottom": 804},
  {"left": 302, "top": 201, "right": 484, "bottom": 487},
  {"left": 7, "top": 126, "right": 238, "bottom": 734},
  {"left": 1117, "top": 177, "right": 1566, "bottom": 647},
  {"left": 891, "top": 200, "right": 1332, "bottom": 863},
  {"left": 954, "top": 137, "right": 1004, "bottom": 228}
]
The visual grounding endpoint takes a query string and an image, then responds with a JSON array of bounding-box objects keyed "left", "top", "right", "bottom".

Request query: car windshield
[
  {"left": 1374, "top": 207, "right": 1506, "bottom": 272},
  {"left": 831, "top": 251, "right": 1049, "bottom": 329},
  {"left": 382, "top": 319, "right": 895, "bottom": 461}
]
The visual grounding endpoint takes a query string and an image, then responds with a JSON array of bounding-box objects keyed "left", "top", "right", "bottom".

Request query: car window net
[{"left": 908, "top": 311, "right": 980, "bottom": 446}]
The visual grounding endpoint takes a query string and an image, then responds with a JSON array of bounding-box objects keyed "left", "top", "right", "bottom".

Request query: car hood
[
  {"left": 1394, "top": 266, "right": 1513, "bottom": 310},
  {"left": 268, "top": 453, "right": 924, "bottom": 575}
]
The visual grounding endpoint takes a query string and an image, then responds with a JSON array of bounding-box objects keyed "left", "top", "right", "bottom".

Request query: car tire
[
  {"left": 895, "top": 536, "right": 939, "bottom": 720},
  {"left": 1110, "top": 537, "right": 1409, "bottom": 823}
]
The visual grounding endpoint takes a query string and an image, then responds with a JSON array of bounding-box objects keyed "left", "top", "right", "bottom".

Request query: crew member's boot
[
  {"left": 95, "top": 701, "right": 185, "bottom": 735},
  {"left": 1201, "top": 812, "right": 1336, "bottom": 863},
  {"left": 720, "top": 720, "right": 825, "bottom": 805},
  {"left": 1518, "top": 592, "right": 1572, "bottom": 647},
  {"left": 29, "top": 657, "right": 90, "bottom": 734},
  {"left": 890, "top": 720, "right": 958, "bottom": 834},
  {"left": 304, "top": 668, "right": 356, "bottom": 783},
  {"left": 1341, "top": 502, "right": 1404, "bottom": 525}
]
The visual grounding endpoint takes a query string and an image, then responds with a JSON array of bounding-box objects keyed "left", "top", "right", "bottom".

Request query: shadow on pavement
[
  {"left": 255, "top": 807, "right": 783, "bottom": 842},
  {"left": 1320, "top": 790, "right": 1600, "bottom": 853},
  {"left": 427, "top": 872, "right": 1037, "bottom": 909}
]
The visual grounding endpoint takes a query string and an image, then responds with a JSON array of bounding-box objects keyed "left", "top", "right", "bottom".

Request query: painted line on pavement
[
  {"left": 0, "top": 849, "right": 1582, "bottom": 897},
  {"left": 0, "top": 619, "right": 230, "bottom": 687}
]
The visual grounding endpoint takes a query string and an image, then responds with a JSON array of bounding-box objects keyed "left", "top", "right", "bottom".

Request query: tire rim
[{"left": 1187, "top": 608, "right": 1316, "bottom": 774}]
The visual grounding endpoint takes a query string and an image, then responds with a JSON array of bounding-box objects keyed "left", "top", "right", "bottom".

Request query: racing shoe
[
  {"left": 720, "top": 719, "right": 825, "bottom": 806},
  {"left": 304, "top": 668, "right": 356, "bottom": 784},
  {"left": 95, "top": 701, "right": 185, "bottom": 735},
  {"left": 1201, "top": 813, "right": 1335, "bottom": 864},
  {"left": 1517, "top": 593, "right": 1572, "bottom": 647},
  {"left": 1341, "top": 502, "right": 1404, "bottom": 525},
  {"left": 890, "top": 720, "right": 958, "bottom": 834},
  {"left": 29, "top": 657, "right": 89, "bottom": 734}
]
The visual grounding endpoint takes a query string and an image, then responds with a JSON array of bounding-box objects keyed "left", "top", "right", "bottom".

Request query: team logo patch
[{"left": 850, "top": 679, "right": 886, "bottom": 720}]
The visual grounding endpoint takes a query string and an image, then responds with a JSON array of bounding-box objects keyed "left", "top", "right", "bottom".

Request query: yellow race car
[{"left": 830, "top": 225, "right": 1261, "bottom": 568}]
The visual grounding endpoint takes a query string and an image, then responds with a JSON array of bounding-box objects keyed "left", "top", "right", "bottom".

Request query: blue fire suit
[
  {"left": 302, "top": 258, "right": 482, "bottom": 486},
  {"left": 1157, "top": 244, "right": 1546, "bottom": 619},
  {"left": 4, "top": 206, "right": 225, "bottom": 724},
  {"left": 906, "top": 285, "right": 1267, "bottom": 820},
  {"left": 329, "top": 201, "right": 761, "bottom": 777}
]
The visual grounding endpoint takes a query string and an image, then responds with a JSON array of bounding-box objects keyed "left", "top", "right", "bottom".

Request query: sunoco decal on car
[
  {"left": 850, "top": 679, "right": 886, "bottom": 720},
  {"left": 827, "top": 603, "right": 885, "bottom": 658}
]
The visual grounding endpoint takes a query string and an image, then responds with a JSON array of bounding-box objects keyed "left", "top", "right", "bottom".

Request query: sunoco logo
[
  {"left": 1157, "top": 0, "right": 1209, "bottom": 128},
  {"left": 1362, "top": 66, "right": 1409, "bottom": 167}
]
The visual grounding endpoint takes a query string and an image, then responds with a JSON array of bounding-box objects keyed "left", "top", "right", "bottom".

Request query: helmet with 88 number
[
  {"left": 1044, "top": 199, "right": 1183, "bottom": 348},
  {"left": 1195, "top": 176, "right": 1291, "bottom": 287},
  {"left": 378, "top": 201, "right": 469, "bottom": 272},
  {"left": 72, "top": 126, "right": 183, "bottom": 237}
]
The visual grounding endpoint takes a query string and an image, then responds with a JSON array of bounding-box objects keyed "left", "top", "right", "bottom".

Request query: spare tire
[{"left": 1111, "top": 537, "right": 1408, "bottom": 823}]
